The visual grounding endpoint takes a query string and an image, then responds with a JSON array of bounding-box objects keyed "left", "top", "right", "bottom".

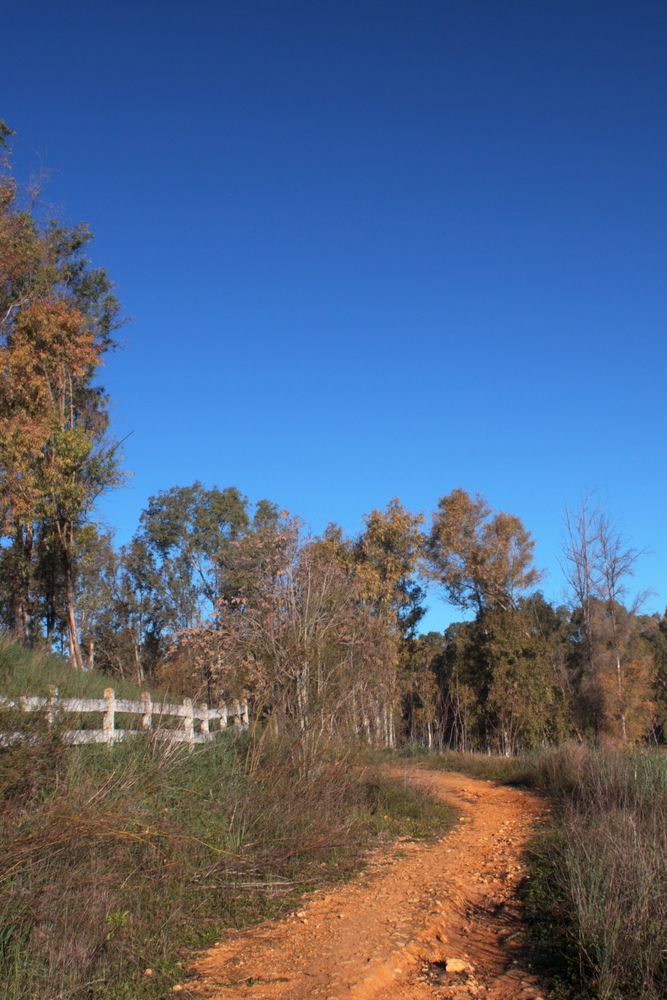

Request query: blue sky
[{"left": 5, "top": 1, "right": 666, "bottom": 630}]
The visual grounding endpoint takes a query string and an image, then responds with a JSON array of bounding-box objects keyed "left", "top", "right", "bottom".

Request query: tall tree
[
  {"left": 354, "top": 498, "right": 425, "bottom": 638},
  {"left": 424, "top": 489, "right": 540, "bottom": 613},
  {"left": 562, "top": 499, "right": 654, "bottom": 741},
  {"left": 424, "top": 490, "right": 552, "bottom": 752},
  {"left": 137, "top": 483, "right": 249, "bottom": 630},
  {"left": 0, "top": 123, "right": 121, "bottom": 665}
]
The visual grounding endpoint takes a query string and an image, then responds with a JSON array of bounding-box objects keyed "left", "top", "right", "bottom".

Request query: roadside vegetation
[
  {"left": 0, "top": 649, "right": 455, "bottom": 1000},
  {"left": 0, "top": 637, "right": 150, "bottom": 701},
  {"left": 525, "top": 743, "right": 666, "bottom": 1000}
]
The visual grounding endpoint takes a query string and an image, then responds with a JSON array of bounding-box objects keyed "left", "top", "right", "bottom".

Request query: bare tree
[
  {"left": 562, "top": 498, "right": 601, "bottom": 729},
  {"left": 596, "top": 513, "right": 650, "bottom": 741},
  {"left": 562, "top": 498, "right": 651, "bottom": 741},
  {"left": 170, "top": 515, "right": 400, "bottom": 757}
]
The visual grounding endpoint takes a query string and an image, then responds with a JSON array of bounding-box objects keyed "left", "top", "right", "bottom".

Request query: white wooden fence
[{"left": 0, "top": 686, "right": 249, "bottom": 746}]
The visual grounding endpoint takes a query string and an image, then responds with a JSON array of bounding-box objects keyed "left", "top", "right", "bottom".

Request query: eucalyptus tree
[
  {"left": 425, "top": 488, "right": 540, "bottom": 614},
  {"left": 136, "top": 482, "right": 249, "bottom": 631},
  {"left": 0, "top": 121, "right": 122, "bottom": 666},
  {"left": 424, "top": 490, "right": 554, "bottom": 752}
]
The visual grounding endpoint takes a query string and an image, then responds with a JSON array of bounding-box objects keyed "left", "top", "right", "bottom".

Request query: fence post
[
  {"left": 232, "top": 699, "right": 242, "bottom": 730},
  {"left": 103, "top": 687, "right": 115, "bottom": 744},
  {"left": 218, "top": 699, "right": 227, "bottom": 730},
  {"left": 183, "top": 698, "right": 194, "bottom": 746},
  {"left": 240, "top": 700, "right": 249, "bottom": 729},
  {"left": 141, "top": 691, "right": 152, "bottom": 731},
  {"left": 199, "top": 702, "right": 210, "bottom": 739},
  {"left": 46, "top": 685, "right": 59, "bottom": 727}
]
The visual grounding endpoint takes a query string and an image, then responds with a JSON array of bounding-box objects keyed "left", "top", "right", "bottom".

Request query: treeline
[
  {"left": 1, "top": 121, "right": 665, "bottom": 751},
  {"left": 2, "top": 475, "right": 666, "bottom": 752}
]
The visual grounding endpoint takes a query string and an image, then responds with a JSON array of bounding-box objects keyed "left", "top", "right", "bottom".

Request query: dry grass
[
  {"left": 525, "top": 743, "right": 667, "bottom": 1000},
  {"left": 0, "top": 722, "right": 453, "bottom": 999}
]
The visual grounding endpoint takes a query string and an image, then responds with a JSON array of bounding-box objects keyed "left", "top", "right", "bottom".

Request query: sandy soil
[{"left": 186, "top": 767, "right": 548, "bottom": 1000}]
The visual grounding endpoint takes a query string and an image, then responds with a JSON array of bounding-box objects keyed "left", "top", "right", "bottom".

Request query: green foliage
[{"left": 139, "top": 481, "right": 249, "bottom": 613}]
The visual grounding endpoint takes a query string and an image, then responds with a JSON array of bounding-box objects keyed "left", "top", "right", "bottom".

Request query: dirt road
[{"left": 188, "top": 768, "right": 547, "bottom": 999}]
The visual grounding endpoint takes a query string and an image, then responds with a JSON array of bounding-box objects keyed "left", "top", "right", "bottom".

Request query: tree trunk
[
  {"left": 615, "top": 649, "right": 627, "bottom": 742},
  {"left": 133, "top": 638, "right": 144, "bottom": 685},
  {"left": 63, "top": 551, "right": 84, "bottom": 671},
  {"left": 11, "top": 524, "right": 33, "bottom": 642}
]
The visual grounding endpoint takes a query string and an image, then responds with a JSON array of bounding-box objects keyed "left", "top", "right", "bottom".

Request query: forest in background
[{"left": 1, "top": 118, "right": 665, "bottom": 754}]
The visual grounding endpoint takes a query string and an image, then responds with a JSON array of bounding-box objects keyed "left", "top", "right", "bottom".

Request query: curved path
[{"left": 188, "top": 767, "right": 548, "bottom": 1000}]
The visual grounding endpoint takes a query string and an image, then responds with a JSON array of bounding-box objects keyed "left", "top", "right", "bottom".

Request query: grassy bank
[
  {"left": 0, "top": 718, "right": 454, "bottom": 999},
  {"left": 0, "top": 637, "right": 150, "bottom": 702}
]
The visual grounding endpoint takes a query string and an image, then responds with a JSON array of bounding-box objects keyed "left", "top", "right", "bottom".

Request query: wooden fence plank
[
  {"left": 183, "top": 698, "right": 194, "bottom": 745},
  {"left": 60, "top": 697, "right": 108, "bottom": 713},
  {"left": 47, "top": 685, "right": 58, "bottom": 726}
]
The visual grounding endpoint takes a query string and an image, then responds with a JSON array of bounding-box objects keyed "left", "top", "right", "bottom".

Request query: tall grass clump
[{"left": 526, "top": 742, "right": 667, "bottom": 1000}]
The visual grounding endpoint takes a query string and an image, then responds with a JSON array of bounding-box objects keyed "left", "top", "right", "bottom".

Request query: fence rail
[{"left": 0, "top": 687, "right": 249, "bottom": 746}]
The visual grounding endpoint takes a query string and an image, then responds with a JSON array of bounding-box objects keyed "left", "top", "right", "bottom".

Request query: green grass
[
  {"left": 0, "top": 637, "right": 198, "bottom": 735},
  {"left": 391, "top": 742, "right": 539, "bottom": 785},
  {"left": 364, "top": 773, "right": 457, "bottom": 841},
  {"left": 0, "top": 636, "right": 150, "bottom": 701}
]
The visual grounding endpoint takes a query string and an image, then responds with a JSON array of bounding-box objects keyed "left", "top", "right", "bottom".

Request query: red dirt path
[{"left": 187, "top": 767, "right": 548, "bottom": 1000}]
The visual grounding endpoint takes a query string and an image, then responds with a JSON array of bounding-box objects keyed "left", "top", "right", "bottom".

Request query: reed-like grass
[{"left": 525, "top": 743, "right": 666, "bottom": 1000}]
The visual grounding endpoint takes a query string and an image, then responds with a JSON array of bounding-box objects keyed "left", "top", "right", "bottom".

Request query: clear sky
[{"left": 5, "top": 1, "right": 666, "bottom": 630}]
